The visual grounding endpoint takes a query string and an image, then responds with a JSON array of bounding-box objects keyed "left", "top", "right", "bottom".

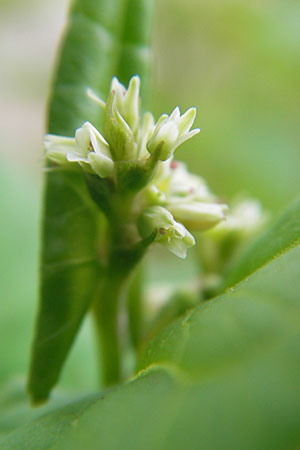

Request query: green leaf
[
  {"left": 0, "top": 380, "right": 76, "bottom": 440},
  {"left": 48, "top": 0, "right": 126, "bottom": 136},
  {"left": 224, "top": 195, "right": 300, "bottom": 289},
  {"left": 7, "top": 242, "right": 300, "bottom": 448},
  {"left": 115, "top": 0, "right": 154, "bottom": 102},
  {"left": 28, "top": 171, "right": 99, "bottom": 404},
  {"left": 29, "top": 0, "right": 155, "bottom": 403}
]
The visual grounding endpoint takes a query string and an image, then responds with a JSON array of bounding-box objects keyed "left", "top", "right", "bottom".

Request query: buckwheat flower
[
  {"left": 45, "top": 121, "right": 114, "bottom": 178},
  {"left": 167, "top": 161, "right": 215, "bottom": 201},
  {"left": 138, "top": 206, "right": 195, "bottom": 258},
  {"left": 141, "top": 157, "right": 228, "bottom": 235},
  {"left": 148, "top": 159, "right": 215, "bottom": 204},
  {"left": 146, "top": 107, "right": 200, "bottom": 161}
]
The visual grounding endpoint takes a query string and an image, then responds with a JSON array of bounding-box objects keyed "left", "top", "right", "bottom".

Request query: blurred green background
[{"left": 1, "top": 0, "right": 300, "bottom": 409}]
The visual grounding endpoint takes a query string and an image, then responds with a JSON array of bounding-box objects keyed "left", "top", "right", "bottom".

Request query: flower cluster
[
  {"left": 138, "top": 159, "right": 228, "bottom": 257},
  {"left": 44, "top": 75, "right": 228, "bottom": 258},
  {"left": 45, "top": 76, "right": 199, "bottom": 170}
]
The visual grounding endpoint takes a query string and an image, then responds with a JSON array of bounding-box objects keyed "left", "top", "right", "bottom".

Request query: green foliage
[
  {"left": 2, "top": 0, "right": 300, "bottom": 447},
  {"left": 3, "top": 209, "right": 300, "bottom": 449}
]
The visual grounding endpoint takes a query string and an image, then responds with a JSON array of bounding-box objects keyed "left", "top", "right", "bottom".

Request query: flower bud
[
  {"left": 147, "top": 106, "right": 200, "bottom": 161},
  {"left": 168, "top": 202, "right": 228, "bottom": 231},
  {"left": 111, "top": 76, "right": 140, "bottom": 134},
  {"left": 44, "top": 135, "right": 76, "bottom": 165}
]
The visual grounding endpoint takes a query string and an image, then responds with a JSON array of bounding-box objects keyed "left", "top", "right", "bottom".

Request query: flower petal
[{"left": 88, "top": 152, "right": 114, "bottom": 178}]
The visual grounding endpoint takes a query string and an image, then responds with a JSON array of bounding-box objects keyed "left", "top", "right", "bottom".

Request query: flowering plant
[{"left": 9, "top": 1, "right": 299, "bottom": 449}]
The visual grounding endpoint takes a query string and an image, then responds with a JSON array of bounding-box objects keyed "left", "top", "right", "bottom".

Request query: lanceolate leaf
[
  {"left": 29, "top": 0, "right": 154, "bottom": 404},
  {"left": 28, "top": 171, "right": 99, "bottom": 404},
  {"left": 5, "top": 242, "right": 300, "bottom": 449},
  {"left": 115, "top": 0, "right": 154, "bottom": 101},
  {"left": 224, "top": 195, "right": 300, "bottom": 289}
]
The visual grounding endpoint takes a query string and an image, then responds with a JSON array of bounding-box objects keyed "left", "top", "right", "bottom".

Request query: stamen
[{"left": 86, "top": 88, "right": 106, "bottom": 108}]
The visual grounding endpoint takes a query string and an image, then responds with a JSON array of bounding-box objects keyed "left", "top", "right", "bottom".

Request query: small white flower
[
  {"left": 147, "top": 106, "right": 200, "bottom": 161},
  {"left": 148, "top": 159, "right": 215, "bottom": 204},
  {"left": 167, "top": 161, "right": 214, "bottom": 202},
  {"left": 45, "top": 122, "right": 114, "bottom": 178},
  {"left": 142, "top": 158, "right": 228, "bottom": 233},
  {"left": 138, "top": 206, "right": 195, "bottom": 258}
]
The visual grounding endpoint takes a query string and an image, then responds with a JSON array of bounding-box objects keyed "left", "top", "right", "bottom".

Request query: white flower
[
  {"left": 148, "top": 159, "right": 215, "bottom": 204},
  {"left": 138, "top": 206, "right": 195, "bottom": 258},
  {"left": 44, "top": 121, "right": 114, "bottom": 178},
  {"left": 141, "top": 158, "right": 228, "bottom": 234},
  {"left": 87, "top": 76, "right": 200, "bottom": 163},
  {"left": 146, "top": 106, "right": 200, "bottom": 161}
]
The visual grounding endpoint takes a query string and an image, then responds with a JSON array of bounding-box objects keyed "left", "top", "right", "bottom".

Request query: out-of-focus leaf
[
  {"left": 115, "top": 0, "right": 154, "bottom": 101},
  {"left": 6, "top": 243, "right": 300, "bottom": 449},
  {"left": 223, "top": 196, "right": 300, "bottom": 289},
  {"left": 0, "top": 379, "right": 77, "bottom": 440},
  {"left": 0, "top": 164, "right": 38, "bottom": 386}
]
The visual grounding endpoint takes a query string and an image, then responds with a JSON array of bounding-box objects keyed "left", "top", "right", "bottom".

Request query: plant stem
[
  {"left": 127, "top": 265, "right": 144, "bottom": 351},
  {"left": 93, "top": 192, "right": 147, "bottom": 387},
  {"left": 93, "top": 272, "right": 124, "bottom": 387}
]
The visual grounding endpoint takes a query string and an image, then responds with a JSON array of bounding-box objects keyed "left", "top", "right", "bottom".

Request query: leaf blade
[
  {"left": 28, "top": 171, "right": 99, "bottom": 404},
  {"left": 11, "top": 243, "right": 300, "bottom": 448}
]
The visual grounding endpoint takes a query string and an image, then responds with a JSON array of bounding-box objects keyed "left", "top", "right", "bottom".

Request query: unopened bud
[{"left": 168, "top": 202, "right": 228, "bottom": 231}]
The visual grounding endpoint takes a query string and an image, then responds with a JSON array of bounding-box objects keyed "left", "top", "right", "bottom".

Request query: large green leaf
[
  {"left": 224, "top": 195, "right": 300, "bottom": 289},
  {"left": 29, "top": 0, "right": 154, "bottom": 404},
  {"left": 6, "top": 241, "right": 300, "bottom": 448}
]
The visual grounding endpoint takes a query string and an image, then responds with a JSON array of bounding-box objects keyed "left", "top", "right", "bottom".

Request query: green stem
[
  {"left": 93, "top": 272, "right": 124, "bottom": 387},
  {"left": 92, "top": 194, "right": 150, "bottom": 387},
  {"left": 127, "top": 265, "right": 144, "bottom": 351}
]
